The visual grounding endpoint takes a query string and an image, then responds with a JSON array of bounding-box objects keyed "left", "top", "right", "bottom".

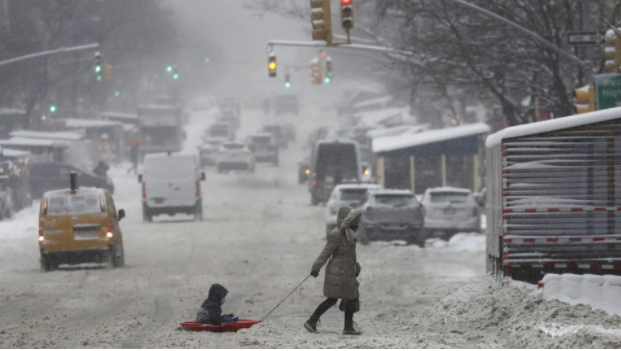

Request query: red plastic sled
[{"left": 180, "top": 319, "right": 262, "bottom": 333}]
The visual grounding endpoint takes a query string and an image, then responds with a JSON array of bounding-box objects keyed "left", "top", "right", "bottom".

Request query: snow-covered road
[{"left": 1, "top": 106, "right": 618, "bottom": 348}]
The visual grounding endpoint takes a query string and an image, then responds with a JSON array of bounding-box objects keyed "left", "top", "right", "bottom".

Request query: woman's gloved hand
[
  {"left": 311, "top": 270, "right": 319, "bottom": 278},
  {"left": 223, "top": 316, "right": 239, "bottom": 323}
]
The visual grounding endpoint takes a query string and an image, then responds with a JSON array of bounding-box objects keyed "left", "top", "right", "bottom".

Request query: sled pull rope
[{"left": 261, "top": 275, "right": 310, "bottom": 321}]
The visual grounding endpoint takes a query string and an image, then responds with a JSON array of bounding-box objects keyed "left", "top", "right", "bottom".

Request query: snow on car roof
[
  {"left": 99, "top": 111, "right": 138, "bottom": 119},
  {"left": 373, "top": 123, "right": 490, "bottom": 153},
  {"left": 0, "top": 137, "right": 68, "bottom": 148},
  {"left": 485, "top": 106, "right": 621, "bottom": 148},
  {"left": 144, "top": 152, "right": 195, "bottom": 160},
  {"left": 368, "top": 188, "right": 414, "bottom": 195},
  {"left": 334, "top": 183, "right": 381, "bottom": 191},
  {"left": 425, "top": 187, "right": 472, "bottom": 194},
  {"left": 10, "top": 130, "right": 84, "bottom": 141},
  {"left": 64, "top": 118, "right": 122, "bottom": 128},
  {"left": 44, "top": 187, "right": 105, "bottom": 197},
  {"left": 249, "top": 133, "right": 273, "bottom": 137}
]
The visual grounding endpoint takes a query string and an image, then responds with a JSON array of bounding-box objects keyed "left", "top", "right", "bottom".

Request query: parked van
[
  {"left": 308, "top": 138, "right": 362, "bottom": 205},
  {"left": 140, "top": 153, "right": 205, "bottom": 222},
  {"left": 38, "top": 172, "right": 126, "bottom": 271}
]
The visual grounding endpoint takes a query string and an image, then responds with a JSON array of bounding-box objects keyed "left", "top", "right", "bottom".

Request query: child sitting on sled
[{"left": 196, "top": 284, "right": 238, "bottom": 325}]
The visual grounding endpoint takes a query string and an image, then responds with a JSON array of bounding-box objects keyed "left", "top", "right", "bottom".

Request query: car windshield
[
  {"left": 430, "top": 192, "right": 471, "bottom": 204},
  {"left": 374, "top": 195, "right": 414, "bottom": 207},
  {"left": 251, "top": 136, "right": 271, "bottom": 144},
  {"left": 47, "top": 194, "right": 102, "bottom": 215},
  {"left": 209, "top": 129, "right": 228, "bottom": 138},
  {"left": 224, "top": 144, "right": 244, "bottom": 150},
  {"left": 263, "top": 126, "right": 282, "bottom": 136},
  {"left": 340, "top": 189, "right": 369, "bottom": 202}
]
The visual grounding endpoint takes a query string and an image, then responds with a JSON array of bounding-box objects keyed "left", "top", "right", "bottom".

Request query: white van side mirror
[
  {"left": 201, "top": 172, "right": 206, "bottom": 181},
  {"left": 138, "top": 174, "right": 143, "bottom": 183}
]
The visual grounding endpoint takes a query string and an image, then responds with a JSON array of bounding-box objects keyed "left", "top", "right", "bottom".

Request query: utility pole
[{"left": 581, "top": 0, "right": 593, "bottom": 83}]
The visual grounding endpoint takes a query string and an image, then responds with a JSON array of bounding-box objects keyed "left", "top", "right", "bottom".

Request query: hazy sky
[{"left": 169, "top": 0, "right": 352, "bottom": 102}]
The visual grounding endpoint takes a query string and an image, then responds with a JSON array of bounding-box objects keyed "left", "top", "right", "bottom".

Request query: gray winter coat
[{"left": 312, "top": 206, "right": 361, "bottom": 300}]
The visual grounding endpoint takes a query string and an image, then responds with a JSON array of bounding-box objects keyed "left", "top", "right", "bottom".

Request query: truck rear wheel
[
  {"left": 194, "top": 204, "right": 203, "bottom": 221},
  {"left": 40, "top": 254, "right": 53, "bottom": 272}
]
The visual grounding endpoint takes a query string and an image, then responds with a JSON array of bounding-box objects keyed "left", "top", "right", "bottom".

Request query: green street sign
[{"left": 596, "top": 73, "right": 621, "bottom": 110}]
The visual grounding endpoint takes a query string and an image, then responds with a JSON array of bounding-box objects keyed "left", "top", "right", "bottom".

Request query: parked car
[
  {"left": 274, "top": 95, "right": 299, "bottom": 114},
  {"left": 30, "top": 163, "right": 114, "bottom": 199},
  {"left": 218, "top": 109, "right": 240, "bottom": 130},
  {"left": 221, "top": 97, "right": 241, "bottom": 116},
  {"left": 325, "top": 183, "right": 382, "bottom": 236},
  {"left": 298, "top": 156, "right": 310, "bottom": 184},
  {"left": 198, "top": 138, "right": 225, "bottom": 167},
  {"left": 0, "top": 174, "right": 13, "bottom": 220},
  {"left": 216, "top": 142, "right": 255, "bottom": 173},
  {"left": 358, "top": 189, "right": 425, "bottom": 247},
  {"left": 262, "top": 124, "right": 288, "bottom": 148},
  {"left": 38, "top": 173, "right": 126, "bottom": 271},
  {"left": 420, "top": 187, "right": 481, "bottom": 240},
  {"left": 279, "top": 121, "right": 296, "bottom": 141},
  {"left": 307, "top": 126, "right": 331, "bottom": 149},
  {"left": 203, "top": 123, "right": 235, "bottom": 141},
  {"left": 140, "top": 153, "right": 205, "bottom": 222},
  {"left": 247, "top": 133, "right": 278, "bottom": 165}
]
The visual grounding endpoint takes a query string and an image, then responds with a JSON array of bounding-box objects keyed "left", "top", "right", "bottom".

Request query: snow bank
[
  {"left": 0, "top": 202, "right": 40, "bottom": 272},
  {"left": 541, "top": 274, "right": 621, "bottom": 318},
  {"left": 428, "top": 232, "right": 486, "bottom": 252}
]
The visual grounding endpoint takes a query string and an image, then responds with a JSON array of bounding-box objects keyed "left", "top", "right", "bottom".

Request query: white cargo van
[{"left": 139, "top": 153, "right": 205, "bottom": 222}]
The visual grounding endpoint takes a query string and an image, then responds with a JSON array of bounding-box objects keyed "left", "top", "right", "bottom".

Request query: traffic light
[
  {"left": 94, "top": 52, "right": 103, "bottom": 81},
  {"left": 268, "top": 53, "right": 277, "bottom": 78},
  {"left": 574, "top": 83, "right": 596, "bottom": 114},
  {"left": 310, "top": 0, "right": 332, "bottom": 44},
  {"left": 172, "top": 65, "right": 179, "bottom": 80},
  {"left": 340, "top": 0, "right": 354, "bottom": 30},
  {"left": 285, "top": 73, "right": 291, "bottom": 88},
  {"left": 103, "top": 64, "right": 112, "bottom": 81},
  {"left": 49, "top": 105, "right": 57, "bottom": 114},
  {"left": 604, "top": 29, "right": 621, "bottom": 73},
  {"left": 310, "top": 58, "right": 323, "bottom": 85},
  {"left": 325, "top": 57, "right": 333, "bottom": 83},
  {"left": 167, "top": 65, "right": 173, "bottom": 73}
]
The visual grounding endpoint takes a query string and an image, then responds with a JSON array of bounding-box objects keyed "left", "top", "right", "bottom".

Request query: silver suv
[
  {"left": 359, "top": 189, "right": 425, "bottom": 247},
  {"left": 216, "top": 142, "right": 256, "bottom": 173},
  {"left": 247, "top": 133, "right": 278, "bottom": 166},
  {"left": 421, "top": 187, "right": 481, "bottom": 241}
]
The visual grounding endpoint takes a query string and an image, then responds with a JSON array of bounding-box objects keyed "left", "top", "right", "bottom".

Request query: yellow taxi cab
[{"left": 38, "top": 172, "right": 125, "bottom": 271}]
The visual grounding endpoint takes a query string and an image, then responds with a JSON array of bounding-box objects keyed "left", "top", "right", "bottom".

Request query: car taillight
[
  {"left": 142, "top": 182, "right": 146, "bottom": 199},
  {"left": 312, "top": 181, "right": 317, "bottom": 187},
  {"left": 39, "top": 228, "right": 44, "bottom": 241},
  {"left": 196, "top": 181, "right": 201, "bottom": 197},
  {"left": 241, "top": 150, "right": 251, "bottom": 154}
]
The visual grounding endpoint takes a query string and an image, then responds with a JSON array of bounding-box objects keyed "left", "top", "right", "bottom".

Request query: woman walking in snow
[{"left": 305, "top": 206, "right": 362, "bottom": 335}]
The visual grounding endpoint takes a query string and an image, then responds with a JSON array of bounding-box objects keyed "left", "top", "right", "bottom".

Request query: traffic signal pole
[
  {"left": 446, "top": 0, "right": 590, "bottom": 73},
  {"left": 0, "top": 43, "right": 99, "bottom": 68}
]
